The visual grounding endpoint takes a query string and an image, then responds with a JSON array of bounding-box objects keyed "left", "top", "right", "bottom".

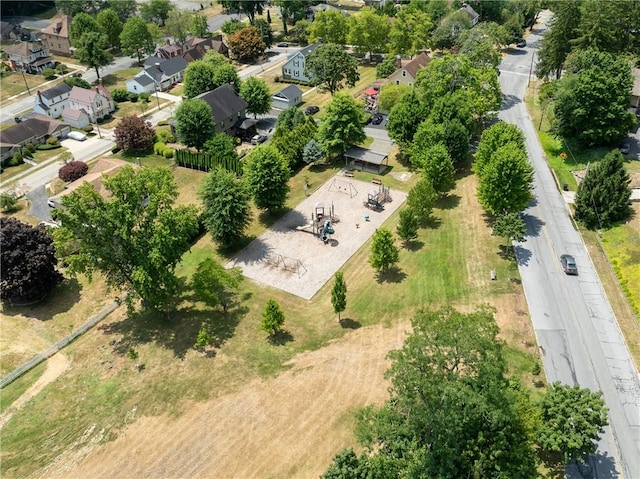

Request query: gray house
[
  {"left": 126, "top": 57, "right": 188, "bottom": 94},
  {"left": 272, "top": 85, "right": 302, "bottom": 110},
  {"left": 0, "top": 116, "right": 70, "bottom": 162},
  {"left": 281, "top": 42, "right": 321, "bottom": 83},
  {"left": 194, "top": 83, "right": 248, "bottom": 134}
]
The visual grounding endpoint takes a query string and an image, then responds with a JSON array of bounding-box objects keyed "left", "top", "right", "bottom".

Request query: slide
[{"left": 320, "top": 220, "right": 335, "bottom": 244}]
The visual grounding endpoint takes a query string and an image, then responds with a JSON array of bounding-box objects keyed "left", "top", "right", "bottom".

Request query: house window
[
  {"left": 402, "top": 70, "right": 406, "bottom": 77},
  {"left": 396, "top": 80, "right": 400, "bottom": 85}
]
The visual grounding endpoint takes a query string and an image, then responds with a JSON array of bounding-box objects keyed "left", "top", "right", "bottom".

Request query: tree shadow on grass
[
  {"left": 402, "top": 239, "right": 425, "bottom": 252},
  {"left": 538, "top": 451, "right": 566, "bottom": 479},
  {"left": 420, "top": 215, "right": 442, "bottom": 230},
  {"left": 268, "top": 329, "right": 294, "bottom": 346},
  {"left": 3, "top": 277, "right": 81, "bottom": 321},
  {"left": 376, "top": 267, "right": 407, "bottom": 284},
  {"left": 435, "top": 194, "right": 460, "bottom": 210},
  {"left": 258, "top": 207, "right": 291, "bottom": 228},
  {"left": 338, "top": 318, "right": 361, "bottom": 329}
]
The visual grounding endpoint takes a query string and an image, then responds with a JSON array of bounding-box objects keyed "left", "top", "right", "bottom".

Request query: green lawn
[
  {"left": 600, "top": 225, "right": 640, "bottom": 317},
  {"left": 0, "top": 72, "right": 59, "bottom": 102},
  {"left": 99, "top": 68, "right": 143, "bottom": 92}
]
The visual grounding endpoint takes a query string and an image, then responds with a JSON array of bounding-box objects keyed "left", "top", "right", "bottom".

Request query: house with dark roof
[
  {"left": 194, "top": 84, "right": 247, "bottom": 134},
  {"left": 460, "top": 3, "right": 480, "bottom": 26},
  {"left": 33, "top": 83, "right": 72, "bottom": 118},
  {"left": 2, "top": 42, "right": 54, "bottom": 74},
  {"left": 126, "top": 57, "right": 188, "bottom": 94},
  {"left": 40, "top": 15, "right": 73, "bottom": 56},
  {"left": 153, "top": 35, "right": 229, "bottom": 62},
  {"left": 387, "top": 52, "right": 431, "bottom": 87},
  {"left": 0, "top": 21, "right": 27, "bottom": 41},
  {"left": 68, "top": 84, "right": 114, "bottom": 123},
  {"left": 0, "top": 116, "right": 70, "bottom": 162},
  {"left": 281, "top": 42, "right": 322, "bottom": 83},
  {"left": 272, "top": 85, "right": 302, "bottom": 110}
]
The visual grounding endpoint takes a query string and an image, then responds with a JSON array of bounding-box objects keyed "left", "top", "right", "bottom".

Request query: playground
[{"left": 227, "top": 175, "right": 407, "bottom": 299}]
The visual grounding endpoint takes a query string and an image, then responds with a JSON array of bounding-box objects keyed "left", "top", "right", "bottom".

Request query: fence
[{"left": 174, "top": 149, "right": 242, "bottom": 175}]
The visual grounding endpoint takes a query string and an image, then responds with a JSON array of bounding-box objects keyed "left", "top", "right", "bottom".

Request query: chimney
[
  {"left": 37, "top": 90, "right": 42, "bottom": 103},
  {"left": 166, "top": 39, "right": 171, "bottom": 45}
]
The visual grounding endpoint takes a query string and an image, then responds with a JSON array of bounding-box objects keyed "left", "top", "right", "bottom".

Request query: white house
[
  {"left": 33, "top": 83, "right": 72, "bottom": 118},
  {"left": 126, "top": 57, "right": 188, "bottom": 94},
  {"left": 62, "top": 107, "right": 90, "bottom": 129},
  {"left": 272, "top": 85, "right": 302, "bottom": 110},
  {"left": 281, "top": 42, "right": 321, "bottom": 83},
  {"left": 2, "top": 41, "right": 54, "bottom": 74},
  {"left": 68, "top": 84, "right": 115, "bottom": 123},
  {"left": 387, "top": 52, "right": 431, "bottom": 87}
]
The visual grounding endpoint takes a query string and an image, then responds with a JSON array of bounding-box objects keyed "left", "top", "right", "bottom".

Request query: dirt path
[
  {"left": 33, "top": 322, "right": 410, "bottom": 479},
  {"left": 0, "top": 353, "right": 69, "bottom": 429}
]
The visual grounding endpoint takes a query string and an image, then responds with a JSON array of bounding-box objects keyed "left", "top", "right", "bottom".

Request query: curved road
[{"left": 498, "top": 11, "right": 640, "bottom": 478}]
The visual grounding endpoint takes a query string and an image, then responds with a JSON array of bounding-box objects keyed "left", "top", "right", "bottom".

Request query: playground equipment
[
  {"left": 295, "top": 202, "right": 338, "bottom": 243},
  {"left": 328, "top": 178, "right": 358, "bottom": 198},
  {"left": 320, "top": 220, "right": 335, "bottom": 244},
  {"left": 264, "top": 252, "right": 308, "bottom": 278},
  {"left": 364, "top": 180, "right": 391, "bottom": 211}
]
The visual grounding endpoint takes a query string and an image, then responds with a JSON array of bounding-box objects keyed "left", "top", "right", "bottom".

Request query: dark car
[
  {"left": 618, "top": 142, "right": 630, "bottom": 155},
  {"left": 251, "top": 133, "right": 268, "bottom": 145},
  {"left": 277, "top": 42, "right": 289, "bottom": 47},
  {"left": 560, "top": 254, "right": 578, "bottom": 275},
  {"left": 304, "top": 105, "right": 320, "bottom": 115},
  {"left": 71, "top": 72, "right": 82, "bottom": 77},
  {"left": 371, "top": 113, "right": 384, "bottom": 125},
  {"left": 516, "top": 39, "right": 527, "bottom": 48}
]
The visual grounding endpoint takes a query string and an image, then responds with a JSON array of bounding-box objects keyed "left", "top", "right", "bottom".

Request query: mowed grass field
[{"left": 0, "top": 147, "right": 542, "bottom": 477}]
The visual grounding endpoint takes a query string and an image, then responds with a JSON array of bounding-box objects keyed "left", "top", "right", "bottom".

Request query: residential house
[
  {"left": 281, "top": 42, "right": 322, "bottom": 83},
  {"left": 2, "top": 41, "right": 55, "bottom": 74},
  {"left": 460, "top": 3, "right": 480, "bottom": 26},
  {"left": 62, "top": 107, "right": 90, "bottom": 129},
  {"left": 194, "top": 83, "right": 247, "bottom": 134},
  {"left": 40, "top": 15, "right": 73, "bottom": 56},
  {"left": 387, "top": 52, "right": 431, "bottom": 87},
  {"left": 0, "top": 115, "right": 70, "bottom": 162},
  {"left": 68, "top": 84, "right": 115, "bottom": 123},
  {"left": 126, "top": 57, "right": 188, "bottom": 94},
  {"left": 0, "top": 21, "right": 27, "bottom": 41},
  {"left": 154, "top": 35, "right": 229, "bottom": 62},
  {"left": 631, "top": 68, "right": 640, "bottom": 109},
  {"left": 33, "top": 83, "right": 72, "bottom": 118},
  {"left": 305, "top": 4, "right": 349, "bottom": 21},
  {"left": 272, "top": 85, "right": 302, "bottom": 110}
]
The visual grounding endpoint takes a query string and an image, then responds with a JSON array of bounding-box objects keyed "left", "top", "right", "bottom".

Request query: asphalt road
[{"left": 498, "top": 11, "right": 640, "bottom": 478}]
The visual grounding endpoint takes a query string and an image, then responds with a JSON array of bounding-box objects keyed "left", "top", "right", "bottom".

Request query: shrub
[
  {"left": 56, "top": 64, "right": 69, "bottom": 73},
  {"left": 83, "top": 125, "right": 94, "bottom": 133},
  {"left": 129, "top": 93, "right": 139, "bottom": 103},
  {"left": 154, "top": 141, "right": 167, "bottom": 155},
  {"left": 111, "top": 88, "right": 130, "bottom": 102},
  {"left": 111, "top": 145, "right": 121, "bottom": 154},
  {"left": 26, "top": 144, "right": 37, "bottom": 153},
  {"left": 59, "top": 161, "right": 88, "bottom": 182},
  {"left": 42, "top": 68, "right": 56, "bottom": 80},
  {"left": 163, "top": 148, "right": 174, "bottom": 159},
  {"left": 138, "top": 92, "right": 150, "bottom": 101},
  {"left": 157, "top": 119, "right": 169, "bottom": 126},
  {"left": 156, "top": 129, "right": 175, "bottom": 143},
  {"left": 9, "top": 152, "right": 23, "bottom": 166},
  {"left": 46, "top": 136, "right": 59, "bottom": 145},
  {"left": 64, "top": 77, "right": 91, "bottom": 89},
  {"left": 37, "top": 144, "right": 61, "bottom": 150}
]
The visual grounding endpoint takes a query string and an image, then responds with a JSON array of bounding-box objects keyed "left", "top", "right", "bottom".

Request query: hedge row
[{"left": 175, "top": 149, "right": 242, "bottom": 175}]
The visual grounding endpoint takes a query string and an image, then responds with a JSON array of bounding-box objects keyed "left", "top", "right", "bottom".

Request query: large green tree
[
  {"left": 140, "top": 0, "right": 174, "bottom": 26},
  {"left": 271, "top": 117, "right": 317, "bottom": 169},
  {"left": 228, "top": 26, "right": 266, "bottom": 61},
  {"left": 477, "top": 143, "right": 534, "bottom": 215},
  {"left": 107, "top": 0, "right": 138, "bottom": 21},
  {"left": 351, "top": 306, "right": 537, "bottom": 479},
  {"left": 308, "top": 9, "right": 349, "bottom": 45},
  {"left": 191, "top": 258, "right": 243, "bottom": 312},
  {"left": 52, "top": 167, "right": 199, "bottom": 315},
  {"left": 407, "top": 175, "right": 437, "bottom": 223},
  {"left": 73, "top": 32, "right": 113, "bottom": 80},
  {"left": 190, "top": 11, "right": 209, "bottom": 38},
  {"left": 386, "top": 90, "right": 428, "bottom": 151},
  {"left": 219, "top": 0, "right": 267, "bottom": 24},
  {"left": 552, "top": 48, "right": 635, "bottom": 146},
  {"left": 240, "top": 77, "right": 272, "bottom": 117},
  {"left": 412, "top": 144, "right": 456, "bottom": 195},
  {"left": 96, "top": 8, "right": 123, "bottom": 49},
  {"left": 535, "top": 0, "right": 582, "bottom": 79},
  {"left": 574, "top": 150, "right": 632, "bottom": 229},
  {"left": 316, "top": 93, "right": 366, "bottom": 159},
  {"left": 69, "top": 13, "right": 99, "bottom": 45},
  {"left": 120, "top": 17, "right": 156, "bottom": 64},
  {"left": 376, "top": 83, "right": 411, "bottom": 112},
  {"left": 388, "top": 5, "right": 432, "bottom": 56},
  {"left": 183, "top": 61, "right": 217, "bottom": 99},
  {"left": 396, "top": 207, "right": 419, "bottom": 245},
  {"left": 347, "top": 7, "right": 389, "bottom": 58},
  {"left": 175, "top": 99, "right": 215, "bottom": 151},
  {"left": 304, "top": 43, "right": 360, "bottom": 96},
  {"left": 165, "top": 8, "right": 193, "bottom": 44},
  {"left": 199, "top": 167, "right": 252, "bottom": 248},
  {"left": 430, "top": 10, "right": 472, "bottom": 51},
  {"left": 473, "top": 121, "right": 526, "bottom": 176},
  {"left": 243, "top": 145, "right": 290, "bottom": 210},
  {"left": 538, "top": 382, "right": 609, "bottom": 464},
  {"left": 572, "top": 0, "right": 638, "bottom": 55},
  {"left": 369, "top": 228, "right": 399, "bottom": 273}
]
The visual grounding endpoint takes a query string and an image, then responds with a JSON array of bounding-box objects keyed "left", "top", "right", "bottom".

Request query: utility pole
[{"left": 21, "top": 68, "right": 31, "bottom": 95}]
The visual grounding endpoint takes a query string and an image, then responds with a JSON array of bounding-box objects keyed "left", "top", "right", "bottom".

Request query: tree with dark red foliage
[
  {"left": 0, "top": 218, "right": 62, "bottom": 303},
  {"left": 114, "top": 115, "right": 156, "bottom": 153},
  {"left": 59, "top": 161, "right": 89, "bottom": 182}
]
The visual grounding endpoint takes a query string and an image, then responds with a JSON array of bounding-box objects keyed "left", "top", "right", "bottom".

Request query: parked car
[
  {"left": 560, "top": 254, "right": 578, "bottom": 275},
  {"left": 251, "top": 133, "right": 268, "bottom": 145},
  {"left": 71, "top": 72, "right": 82, "bottom": 77},
  {"left": 67, "top": 131, "right": 87, "bottom": 141},
  {"left": 618, "top": 142, "right": 630, "bottom": 155},
  {"left": 277, "top": 42, "right": 289, "bottom": 48},
  {"left": 47, "top": 199, "right": 55, "bottom": 208},
  {"left": 516, "top": 39, "right": 527, "bottom": 48},
  {"left": 304, "top": 105, "right": 320, "bottom": 115},
  {"left": 371, "top": 113, "right": 384, "bottom": 125}
]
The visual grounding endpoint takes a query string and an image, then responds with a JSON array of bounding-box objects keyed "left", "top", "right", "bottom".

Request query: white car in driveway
[{"left": 66, "top": 131, "right": 87, "bottom": 141}]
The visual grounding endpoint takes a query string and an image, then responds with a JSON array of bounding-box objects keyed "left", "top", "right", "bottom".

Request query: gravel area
[{"left": 227, "top": 175, "right": 407, "bottom": 299}]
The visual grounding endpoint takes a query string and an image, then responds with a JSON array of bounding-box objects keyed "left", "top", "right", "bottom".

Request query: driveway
[{"left": 26, "top": 185, "right": 52, "bottom": 222}]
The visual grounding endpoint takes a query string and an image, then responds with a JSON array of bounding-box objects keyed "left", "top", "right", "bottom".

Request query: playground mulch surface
[{"left": 227, "top": 175, "right": 408, "bottom": 300}]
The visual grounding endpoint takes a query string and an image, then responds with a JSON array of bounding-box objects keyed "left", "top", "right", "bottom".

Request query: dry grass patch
[{"left": 0, "top": 72, "right": 58, "bottom": 102}]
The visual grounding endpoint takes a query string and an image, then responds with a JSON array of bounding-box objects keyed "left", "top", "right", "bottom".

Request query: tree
[
  {"left": 203, "top": 133, "right": 237, "bottom": 161},
  {"left": 191, "top": 258, "right": 243, "bottom": 312},
  {"left": 535, "top": 1, "right": 581, "bottom": 78},
  {"left": 191, "top": 11, "right": 209, "bottom": 38},
  {"left": 573, "top": 0, "right": 639, "bottom": 55},
  {"left": 254, "top": 18, "right": 273, "bottom": 48},
  {"left": 492, "top": 212, "right": 527, "bottom": 254},
  {"left": 273, "top": 0, "right": 307, "bottom": 35},
  {"left": 574, "top": 150, "right": 632, "bottom": 229},
  {"left": 369, "top": 228, "right": 399, "bottom": 273},
  {"left": 388, "top": 6, "right": 432, "bottom": 56},
  {"left": 396, "top": 207, "right": 419, "bottom": 244},
  {"left": 308, "top": 9, "right": 349, "bottom": 45},
  {"left": 261, "top": 298, "right": 285, "bottom": 336},
  {"left": 0, "top": 192, "right": 18, "bottom": 212},
  {"left": 240, "top": 77, "right": 271, "bottom": 117},
  {"left": 183, "top": 61, "right": 217, "bottom": 98},
  {"left": 375, "top": 55, "right": 398, "bottom": 79},
  {"left": 199, "top": 167, "right": 252, "bottom": 247},
  {"left": 317, "top": 93, "right": 366, "bottom": 159},
  {"left": 52, "top": 166, "right": 199, "bottom": 315},
  {"left": 321, "top": 449, "right": 369, "bottom": 479},
  {"left": 412, "top": 144, "right": 455, "bottom": 195},
  {"left": 174, "top": 99, "right": 214, "bottom": 151},
  {"left": 97, "top": 8, "right": 123, "bottom": 49},
  {"left": 275, "top": 107, "right": 306, "bottom": 131},
  {"left": 56, "top": 0, "right": 103, "bottom": 16},
  {"left": 375, "top": 83, "right": 410, "bottom": 113},
  {"left": 477, "top": 143, "right": 534, "bottom": 216},
  {"left": 304, "top": 43, "right": 360, "bottom": 96},
  {"left": 243, "top": 145, "right": 290, "bottom": 210},
  {"left": 73, "top": 32, "right": 113, "bottom": 80},
  {"left": 347, "top": 7, "right": 389, "bottom": 58},
  {"left": 407, "top": 175, "right": 437, "bottom": 223},
  {"left": 120, "top": 17, "right": 156, "bottom": 64},
  {"left": 354, "top": 306, "right": 537, "bottom": 479},
  {"left": 219, "top": 0, "right": 267, "bottom": 24},
  {"left": 430, "top": 10, "right": 472, "bottom": 51},
  {"left": 69, "top": 13, "right": 99, "bottom": 45},
  {"left": 459, "top": 22, "right": 506, "bottom": 68},
  {"left": 271, "top": 119, "right": 317, "bottom": 169},
  {"left": 221, "top": 19, "right": 244, "bottom": 36},
  {"left": 64, "top": 77, "right": 92, "bottom": 90},
  {"left": 302, "top": 139, "right": 324, "bottom": 165},
  {"left": 386, "top": 90, "right": 428, "bottom": 150},
  {"left": 213, "top": 63, "right": 240, "bottom": 90},
  {"left": 538, "top": 382, "right": 609, "bottom": 464},
  {"left": 41, "top": 68, "right": 56, "bottom": 80},
  {"left": 203, "top": 50, "right": 231, "bottom": 68},
  {"left": 331, "top": 271, "right": 347, "bottom": 321},
  {"left": 1, "top": 218, "right": 62, "bottom": 303},
  {"left": 552, "top": 49, "right": 635, "bottom": 146},
  {"left": 290, "top": 19, "right": 310, "bottom": 45},
  {"left": 140, "top": 0, "right": 174, "bottom": 26},
  {"left": 165, "top": 8, "right": 193, "bottom": 44},
  {"left": 474, "top": 121, "right": 525, "bottom": 176},
  {"left": 228, "top": 26, "right": 266, "bottom": 61},
  {"left": 114, "top": 115, "right": 155, "bottom": 153},
  {"left": 106, "top": 0, "right": 138, "bottom": 21},
  {"left": 59, "top": 161, "right": 89, "bottom": 182}
]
